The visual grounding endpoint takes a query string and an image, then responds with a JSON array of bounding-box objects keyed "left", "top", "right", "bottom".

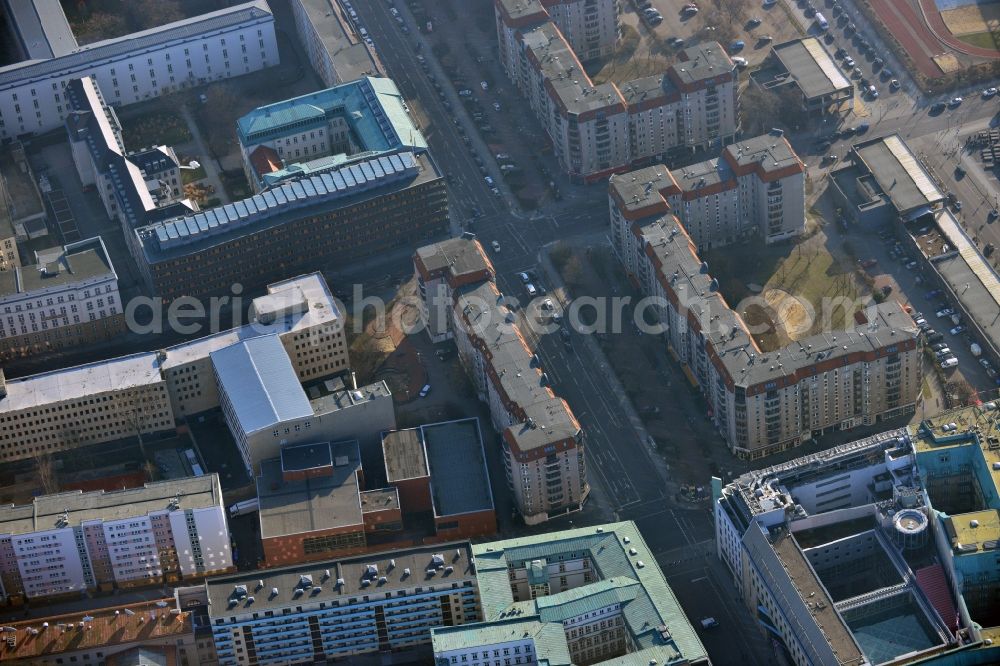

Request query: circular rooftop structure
[{"left": 893, "top": 508, "right": 929, "bottom": 550}]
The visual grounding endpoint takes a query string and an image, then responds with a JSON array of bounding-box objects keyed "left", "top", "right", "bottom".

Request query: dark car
[{"left": 930, "top": 102, "right": 947, "bottom": 113}]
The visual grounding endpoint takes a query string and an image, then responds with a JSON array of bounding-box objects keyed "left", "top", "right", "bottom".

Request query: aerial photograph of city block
[{"left": 0, "top": 0, "right": 999, "bottom": 664}]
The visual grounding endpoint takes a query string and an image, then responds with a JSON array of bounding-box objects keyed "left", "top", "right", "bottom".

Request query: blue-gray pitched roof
[{"left": 210, "top": 334, "right": 312, "bottom": 436}]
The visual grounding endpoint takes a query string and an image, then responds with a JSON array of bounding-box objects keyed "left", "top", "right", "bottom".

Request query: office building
[
  {"left": 0, "top": 599, "right": 203, "bottom": 664},
  {"left": 206, "top": 543, "right": 481, "bottom": 664},
  {"left": 610, "top": 133, "right": 806, "bottom": 251},
  {"left": 830, "top": 133, "right": 946, "bottom": 227},
  {"left": 753, "top": 37, "right": 855, "bottom": 116},
  {"left": 382, "top": 418, "right": 497, "bottom": 540},
  {"left": 0, "top": 273, "right": 348, "bottom": 463},
  {"left": 65, "top": 76, "right": 195, "bottom": 237},
  {"left": 0, "top": 142, "right": 48, "bottom": 266},
  {"left": 714, "top": 406, "right": 1000, "bottom": 665},
  {"left": 290, "top": 0, "right": 383, "bottom": 88},
  {"left": 0, "top": 0, "right": 278, "bottom": 141},
  {"left": 0, "top": 237, "right": 125, "bottom": 361},
  {"left": 256, "top": 440, "right": 394, "bottom": 566},
  {"left": 496, "top": 0, "right": 737, "bottom": 182},
  {"left": 432, "top": 522, "right": 709, "bottom": 666},
  {"left": 415, "top": 236, "right": 589, "bottom": 524},
  {"left": 236, "top": 77, "right": 426, "bottom": 192},
  {"left": 609, "top": 176, "right": 921, "bottom": 459},
  {"left": 134, "top": 150, "right": 447, "bottom": 301},
  {"left": 413, "top": 235, "right": 496, "bottom": 343},
  {"left": 0, "top": 475, "right": 232, "bottom": 604}
]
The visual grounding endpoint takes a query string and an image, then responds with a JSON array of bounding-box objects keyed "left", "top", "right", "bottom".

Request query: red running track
[{"left": 871, "top": 0, "right": 1000, "bottom": 81}]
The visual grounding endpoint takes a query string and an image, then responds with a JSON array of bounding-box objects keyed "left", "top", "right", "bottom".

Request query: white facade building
[
  {"left": 0, "top": 0, "right": 278, "bottom": 141},
  {"left": 0, "top": 475, "right": 232, "bottom": 603}
]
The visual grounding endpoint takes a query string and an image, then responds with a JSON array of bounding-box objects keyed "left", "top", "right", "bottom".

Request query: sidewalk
[{"left": 176, "top": 104, "right": 229, "bottom": 206}]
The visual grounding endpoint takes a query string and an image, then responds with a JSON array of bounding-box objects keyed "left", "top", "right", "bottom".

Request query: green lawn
[
  {"left": 958, "top": 32, "right": 1000, "bottom": 51},
  {"left": 181, "top": 165, "right": 206, "bottom": 185}
]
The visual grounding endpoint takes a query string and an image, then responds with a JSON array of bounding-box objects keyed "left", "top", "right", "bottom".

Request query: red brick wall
[
  {"left": 435, "top": 510, "right": 497, "bottom": 541},
  {"left": 261, "top": 524, "right": 367, "bottom": 567},
  {"left": 392, "top": 476, "right": 433, "bottom": 513}
]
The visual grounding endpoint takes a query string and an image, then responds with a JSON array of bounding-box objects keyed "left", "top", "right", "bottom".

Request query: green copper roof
[
  {"left": 461, "top": 521, "right": 708, "bottom": 665},
  {"left": 432, "top": 618, "right": 571, "bottom": 665}
]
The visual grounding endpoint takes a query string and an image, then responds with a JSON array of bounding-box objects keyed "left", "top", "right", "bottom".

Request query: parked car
[
  {"left": 936, "top": 308, "right": 955, "bottom": 318},
  {"left": 419, "top": 384, "right": 431, "bottom": 397},
  {"left": 984, "top": 87, "right": 998, "bottom": 98},
  {"left": 518, "top": 271, "right": 530, "bottom": 283},
  {"left": 491, "top": 240, "right": 501, "bottom": 253},
  {"left": 951, "top": 325, "right": 966, "bottom": 335},
  {"left": 730, "top": 40, "right": 745, "bottom": 52},
  {"left": 941, "top": 357, "right": 959, "bottom": 369},
  {"left": 525, "top": 283, "right": 538, "bottom": 297},
  {"left": 949, "top": 96, "right": 963, "bottom": 107},
  {"left": 890, "top": 79, "right": 901, "bottom": 91}
]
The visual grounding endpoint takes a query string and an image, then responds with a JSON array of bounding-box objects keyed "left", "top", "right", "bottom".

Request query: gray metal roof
[
  {"left": 852, "top": 134, "right": 944, "bottom": 214},
  {"left": 141, "top": 151, "right": 419, "bottom": 253},
  {"left": 0, "top": 0, "right": 273, "bottom": 89},
  {"left": 771, "top": 38, "right": 852, "bottom": 100},
  {"left": 210, "top": 334, "right": 313, "bottom": 436},
  {"left": 4, "top": 0, "right": 77, "bottom": 59},
  {"left": 674, "top": 41, "right": 734, "bottom": 86},
  {"left": 414, "top": 236, "right": 493, "bottom": 280}
]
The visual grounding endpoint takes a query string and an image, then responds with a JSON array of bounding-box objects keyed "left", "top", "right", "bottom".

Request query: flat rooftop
[
  {"left": 673, "top": 41, "right": 734, "bottom": 87},
  {"left": 424, "top": 419, "right": 494, "bottom": 518},
  {"left": 295, "top": 0, "right": 381, "bottom": 84},
  {"left": 0, "top": 143, "right": 44, "bottom": 232},
  {"left": 911, "top": 405, "right": 1000, "bottom": 524},
  {"left": 608, "top": 165, "right": 678, "bottom": 219},
  {"left": 307, "top": 378, "right": 392, "bottom": 415},
  {"left": 360, "top": 487, "right": 400, "bottom": 514},
  {"left": 772, "top": 532, "right": 863, "bottom": 663},
  {"left": 413, "top": 235, "right": 494, "bottom": 283},
  {"left": 0, "top": 475, "right": 221, "bottom": 536},
  {"left": 0, "top": 599, "right": 189, "bottom": 661},
  {"left": 1, "top": 237, "right": 114, "bottom": 298},
  {"left": 947, "top": 510, "right": 1000, "bottom": 554},
  {"left": 382, "top": 428, "right": 429, "bottom": 482},
  {"left": 206, "top": 541, "right": 476, "bottom": 616},
  {"left": 257, "top": 440, "right": 363, "bottom": 539},
  {"left": 853, "top": 135, "right": 944, "bottom": 215},
  {"left": 724, "top": 133, "right": 802, "bottom": 174},
  {"left": 931, "top": 209, "right": 1000, "bottom": 360},
  {"left": 772, "top": 37, "right": 852, "bottom": 100}
]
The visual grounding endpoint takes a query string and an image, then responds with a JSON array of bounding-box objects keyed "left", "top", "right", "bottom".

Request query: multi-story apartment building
[
  {"left": 289, "top": 0, "right": 383, "bottom": 89},
  {"left": 432, "top": 522, "right": 709, "bottom": 666},
  {"left": 413, "top": 235, "right": 496, "bottom": 343},
  {"left": 236, "top": 77, "right": 426, "bottom": 192},
  {"left": 0, "top": 475, "right": 232, "bottom": 604},
  {"left": 0, "top": 599, "right": 206, "bottom": 664},
  {"left": 0, "top": 0, "right": 278, "bottom": 141},
  {"left": 608, "top": 172, "right": 921, "bottom": 459},
  {"left": 714, "top": 407, "right": 1000, "bottom": 665},
  {"left": 0, "top": 273, "right": 348, "bottom": 462},
  {"left": 0, "top": 236, "right": 126, "bottom": 361},
  {"left": 610, "top": 133, "right": 806, "bottom": 251},
  {"left": 414, "top": 236, "right": 588, "bottom": 525},
  {"left": 65, "top": 76, "right": 194, "bottom": 238},
  {"left": 496, "top": 0, "right": 737, "bottom": 181},
  {"left": 495, "top": 0, "right": 620, "bottom": 64},
  {"left": 206, "top": 543, "right": 482, "bottom": 665},
  {"left": 134, "top": 150, "right": 447, "bottom": 301}
]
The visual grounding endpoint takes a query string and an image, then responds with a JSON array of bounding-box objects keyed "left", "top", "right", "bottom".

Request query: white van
[{"left": 815, "top": 12, "right": 829, "bottom": 30}]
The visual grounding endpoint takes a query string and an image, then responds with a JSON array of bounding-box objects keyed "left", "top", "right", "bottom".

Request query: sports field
[{"left": 940, "top": 0, "right": 1000, "bottom": 50}]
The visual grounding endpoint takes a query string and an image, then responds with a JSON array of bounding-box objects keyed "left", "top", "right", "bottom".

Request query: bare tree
[
  {"left": 714, "top": 0, "right": 749, "bottom": 24},
  {"left": 35, "top": 452, "right": 59, "bottom": 495}
]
